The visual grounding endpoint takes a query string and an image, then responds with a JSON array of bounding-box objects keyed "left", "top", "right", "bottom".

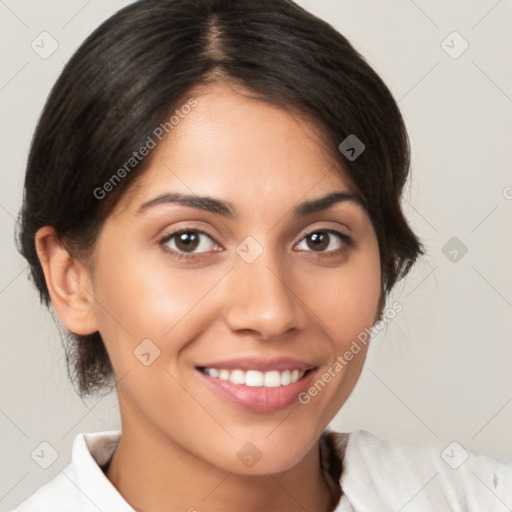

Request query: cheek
[
  {"left": 89, "top": 244, "right": 227, "bottom": 359},
  {"left": 293, "top": 243, "right": 381, "bottom": 422},
  {"left": 304, "top": 243, "right": 382, "bottom": 350}
]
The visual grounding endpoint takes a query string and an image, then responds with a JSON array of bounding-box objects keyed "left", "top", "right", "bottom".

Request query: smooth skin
[{"left": 35, "top": 82, "right": 382, "bottom": 512}]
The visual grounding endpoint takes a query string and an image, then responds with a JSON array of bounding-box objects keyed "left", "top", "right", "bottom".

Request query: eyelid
[
  {"left": 299, "top": 224, "right": 350, "bottom": 240},
  {"left": 296, "top": 227, "right": 354, "bottom": 253},
  {"left": 159, "top": 226, "right": 220, "bottom": 247},
  {"left": 297, "top": 222, "right": 354, "bottom": 246}
]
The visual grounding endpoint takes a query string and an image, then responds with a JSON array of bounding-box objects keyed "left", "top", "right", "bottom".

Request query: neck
[{"left": 105, "top": 402, "right": 336, "bottom": 512}]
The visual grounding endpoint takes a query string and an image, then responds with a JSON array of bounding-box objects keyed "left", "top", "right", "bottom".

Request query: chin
[{"left": 203, "top": 430, "right": 317, "bottom": 477}]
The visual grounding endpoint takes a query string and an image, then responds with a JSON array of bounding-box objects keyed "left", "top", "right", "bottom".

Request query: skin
[{"left": 36, "top": 82, "right": 382, "bottom": 512}]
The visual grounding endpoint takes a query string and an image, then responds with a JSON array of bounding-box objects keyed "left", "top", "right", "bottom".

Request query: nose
[{"left": 222, "top": 249, "right": 308, "bottom": 341}]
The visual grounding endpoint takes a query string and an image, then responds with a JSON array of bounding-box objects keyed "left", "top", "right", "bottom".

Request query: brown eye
[
  {"left": 296, "top": 229, "right": 353, "bottom": 255},
  {"left": 160, "top": 229, "right": 219, "bottom": 257},
  {"left": 305, "top": 232, "right": 329, "bottom": 251},
  {"left": 174, "top": 231, "right": 200, "bottom": 252}
]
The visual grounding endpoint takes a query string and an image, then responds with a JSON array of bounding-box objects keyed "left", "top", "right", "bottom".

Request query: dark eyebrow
[
  {"left": 137, "top": 193, "right": 236, "bottom": 217},
  {"left": 137, "top": 191, "right": 365, "bottom": 217},
  {"left": 293, "top": 191, "right": 365, "bottom": 216}
]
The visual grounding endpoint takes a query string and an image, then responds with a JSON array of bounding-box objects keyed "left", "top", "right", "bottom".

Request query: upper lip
[{"left": 196, "top": 357, "right": 316, "bottom": 372}]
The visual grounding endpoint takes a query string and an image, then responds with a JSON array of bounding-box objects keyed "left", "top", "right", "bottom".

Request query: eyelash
[{"left": 158, "top": 227, "right": 354, "bottom": 262}]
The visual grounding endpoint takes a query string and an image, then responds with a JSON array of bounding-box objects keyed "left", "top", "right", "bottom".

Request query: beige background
[{"left": 1, "top": 0, "right": 511, "bottom": 509}]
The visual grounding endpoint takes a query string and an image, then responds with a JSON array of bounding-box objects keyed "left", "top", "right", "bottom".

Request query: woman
[{"left": 11, "top": 0, "right": 511, "bottom": 510}]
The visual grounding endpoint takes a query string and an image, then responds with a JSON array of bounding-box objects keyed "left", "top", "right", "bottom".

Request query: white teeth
[
  {"left": 264, "top": 370, "right": 281, "bottom": 388},
  {"left": 229, "top": 369, "right": 245, "bottom": 385},
  {"left": 218, "top": 369, "right": 230, "bottom": 381},
  {"left": 208, "top": 368, "right": 219, "bottom": 378},
  {"left": 245, "top": 370, "right": 264, "bottom": 387},
  {"left": 202, "top": 367, "right": 307, "bottom": 387}
]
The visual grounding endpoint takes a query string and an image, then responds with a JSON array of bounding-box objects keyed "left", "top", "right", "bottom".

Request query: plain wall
[{"left": 1, "top": 0, "right": 511, "bottom": 509}]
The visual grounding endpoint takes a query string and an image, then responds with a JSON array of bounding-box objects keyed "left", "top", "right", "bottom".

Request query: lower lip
[{"left": 197, "top": 368, "right": 317, "bottom": 413}]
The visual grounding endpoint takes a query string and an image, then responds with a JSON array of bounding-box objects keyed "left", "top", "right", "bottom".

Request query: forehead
[{"left": 116, "top": 83, "right": 358, "bottom": 216}]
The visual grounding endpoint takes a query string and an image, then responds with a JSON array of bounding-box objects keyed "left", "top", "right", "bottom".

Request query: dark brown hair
[{"left": 16, "top": 0, "right": 424, "bottom": 398}]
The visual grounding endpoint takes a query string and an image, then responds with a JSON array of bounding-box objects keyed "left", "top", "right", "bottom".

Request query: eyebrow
[{"left": 137, "top": 191, "right": 366, "bottom": 218}]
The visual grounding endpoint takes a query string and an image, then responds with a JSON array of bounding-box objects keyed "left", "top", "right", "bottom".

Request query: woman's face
[{"left": 85, "top": 82, "right": 381, "bottom": 474}]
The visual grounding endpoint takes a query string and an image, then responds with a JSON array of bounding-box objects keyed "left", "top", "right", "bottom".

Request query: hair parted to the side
[{"left": 16, "top": 0, "right": 424, "bottom": 398}]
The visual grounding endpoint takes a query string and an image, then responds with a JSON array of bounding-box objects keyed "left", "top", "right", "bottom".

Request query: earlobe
[{"left": 35, "top": 226, "right": 99, "bottom": 336}]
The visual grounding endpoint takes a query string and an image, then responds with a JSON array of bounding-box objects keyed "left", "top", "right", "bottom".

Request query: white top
[{"left": 9, "top": 429, "right": 512, "bottom": 511}]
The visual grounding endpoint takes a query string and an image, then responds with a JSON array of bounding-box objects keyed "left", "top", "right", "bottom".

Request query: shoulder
[
  {"left": 330, "top": 429, "right": 512, "bottom": 511},
  {"left": 9, "top": 430, "right": 131, "bottom": 512}
]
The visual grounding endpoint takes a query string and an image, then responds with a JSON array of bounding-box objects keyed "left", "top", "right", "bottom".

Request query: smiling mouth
[
  {"left": 195, "top": 358, "right": 318, "bottom": 412},
  {"left": 196, "top": 367, "right": 313, "bottom": 388}
]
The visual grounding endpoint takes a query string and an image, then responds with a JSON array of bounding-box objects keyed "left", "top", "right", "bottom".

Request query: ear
[{"left": 35, "top": 226, "right": 99, "bottom": 336}]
